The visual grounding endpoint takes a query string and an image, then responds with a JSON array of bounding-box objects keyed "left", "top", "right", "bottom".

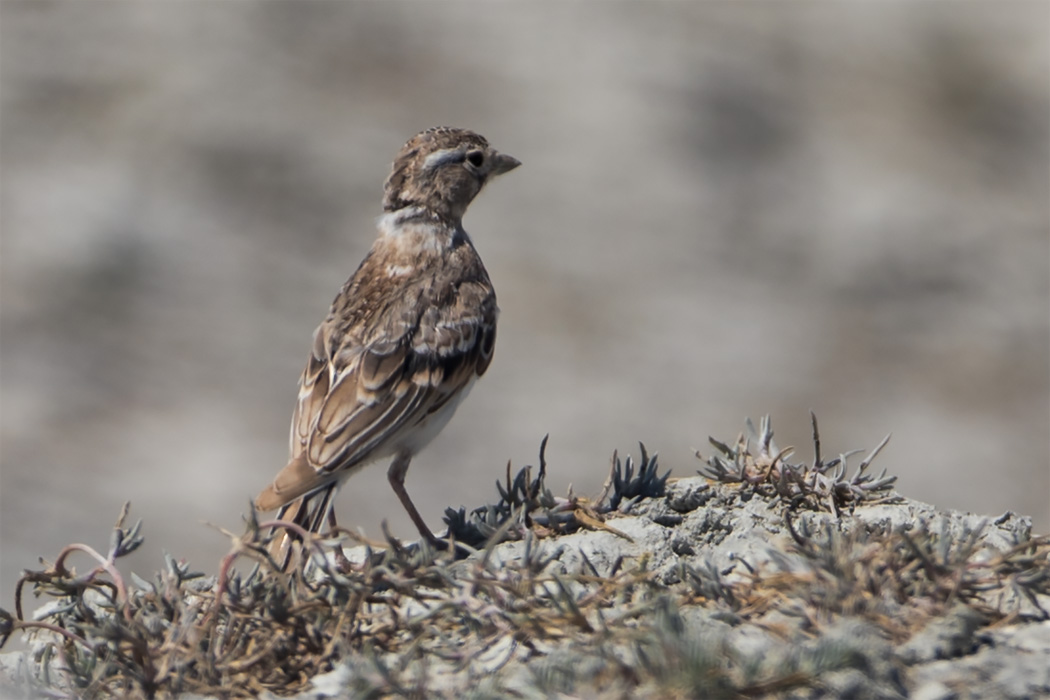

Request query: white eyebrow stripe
[{"left": 422, "top": 148, "right": 465, "bottom": 171}]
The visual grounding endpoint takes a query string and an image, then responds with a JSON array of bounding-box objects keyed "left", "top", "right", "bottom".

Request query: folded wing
[{"left": 256, "top": 273, "right": 496, "bottom": 512}]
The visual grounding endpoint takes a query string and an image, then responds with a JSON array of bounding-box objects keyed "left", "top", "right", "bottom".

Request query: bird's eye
[{"left": 466, "top": 150, "right": 485, "bottom": 168}]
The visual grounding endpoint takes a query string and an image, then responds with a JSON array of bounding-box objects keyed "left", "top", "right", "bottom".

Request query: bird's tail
[{"left": 265, "top": 484, "right": 338, "bottom": 572}]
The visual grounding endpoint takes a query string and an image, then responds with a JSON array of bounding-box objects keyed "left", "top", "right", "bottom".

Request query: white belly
[{"left": 398, "top": 378, "right": 475, "bottom": 456}]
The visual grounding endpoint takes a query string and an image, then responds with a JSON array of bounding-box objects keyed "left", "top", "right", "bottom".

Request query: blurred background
[{"left": 2, "top": 2, "right": 1047, "bottom": 603}]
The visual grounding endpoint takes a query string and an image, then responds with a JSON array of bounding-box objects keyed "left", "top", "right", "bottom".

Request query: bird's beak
[{"left": 490, "top": 152, "right": 521, "bottom": 176}]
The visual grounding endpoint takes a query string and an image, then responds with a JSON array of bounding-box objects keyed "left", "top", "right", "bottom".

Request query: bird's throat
[{"left": 377, "top": 208, "right": 465, "bottom": 257}]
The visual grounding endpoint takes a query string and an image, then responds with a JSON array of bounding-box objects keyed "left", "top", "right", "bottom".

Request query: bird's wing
[{"left": 256, "top": 270, "right": 496, "bottom": 512}]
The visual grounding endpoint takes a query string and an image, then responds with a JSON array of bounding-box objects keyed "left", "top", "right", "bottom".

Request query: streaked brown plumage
[{"left": 256, "top": 127, "right": 519, "bottom": 567}]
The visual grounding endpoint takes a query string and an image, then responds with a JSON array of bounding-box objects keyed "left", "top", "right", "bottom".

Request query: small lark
[{"left": 256, "top": 127, "right": 519, "bottom": 566}]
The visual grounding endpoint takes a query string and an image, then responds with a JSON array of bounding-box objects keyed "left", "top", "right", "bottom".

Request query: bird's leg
[
  {"left": 388, "top": 451, "right": 442, "bottom": 547},
  {"left": 326, "top": 508, "right": 354, "bottom": 573}
]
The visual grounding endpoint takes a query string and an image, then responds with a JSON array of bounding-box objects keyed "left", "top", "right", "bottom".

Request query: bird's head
[{"left": 382, "top": 127, "right": 520, "bottom": 223}]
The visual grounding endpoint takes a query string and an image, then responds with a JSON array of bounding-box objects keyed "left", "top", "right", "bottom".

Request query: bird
[{"left": 255, "top": 127, "right": 520, "bottom": 569}]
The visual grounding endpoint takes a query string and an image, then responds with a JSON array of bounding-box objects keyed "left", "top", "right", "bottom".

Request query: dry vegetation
[{"left": 2, "top": 417, "right": 1047, "bottom": 699}]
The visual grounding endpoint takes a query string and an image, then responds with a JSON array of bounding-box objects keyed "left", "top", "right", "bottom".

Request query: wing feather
[{"left": 289, "top": 327, "right": 330, "bottom": 454}]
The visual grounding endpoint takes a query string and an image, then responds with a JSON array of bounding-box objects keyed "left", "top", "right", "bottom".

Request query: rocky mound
[{"left": 2, "top": 418, "right": 1048, "bottom": 699}]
